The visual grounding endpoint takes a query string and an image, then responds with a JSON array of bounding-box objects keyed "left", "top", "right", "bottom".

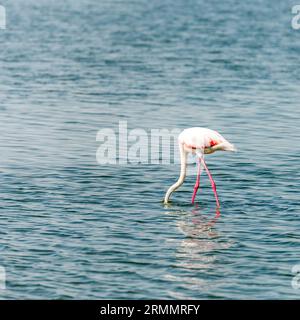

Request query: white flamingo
[{"left": 164, "top": 127, "right": 236, "bottom": 206}]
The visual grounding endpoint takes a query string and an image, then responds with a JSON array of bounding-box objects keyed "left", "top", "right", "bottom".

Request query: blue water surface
[{"left": 0, "top": 0, "right": 299, "bottom": 299}]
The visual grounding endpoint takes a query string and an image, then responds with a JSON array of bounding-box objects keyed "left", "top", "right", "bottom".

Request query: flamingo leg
[
  {"left": 201, "top": 158, "right": 220, "bottom": 207},
  {"left": 191, "top": 158, "right": 201, "bottom": 204}
]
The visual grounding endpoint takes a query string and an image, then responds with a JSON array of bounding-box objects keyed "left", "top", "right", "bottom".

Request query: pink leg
[
  {"left": 191, "top": 159, "right": 201, "bottom": 204},
  {"left": 201, "top": 159, "right": 220, "bottom": 207}
]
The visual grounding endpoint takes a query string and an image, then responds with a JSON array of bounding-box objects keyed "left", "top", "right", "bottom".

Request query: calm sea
[{"left": 0, "top": 0, "right": 299, "bottom": 299}]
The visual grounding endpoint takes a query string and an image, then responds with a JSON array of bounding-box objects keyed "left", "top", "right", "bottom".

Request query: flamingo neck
[{"left": 164, "top": 144, "right": 187, "bottom": 204}]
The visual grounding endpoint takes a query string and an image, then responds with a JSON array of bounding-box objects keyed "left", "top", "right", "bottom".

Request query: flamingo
[{"left": 164, "top": 127, "right": 236, "bottom": 206}]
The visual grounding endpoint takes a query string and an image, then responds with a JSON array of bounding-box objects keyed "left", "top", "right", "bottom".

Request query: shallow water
[{"left": 0, "top": 0, "right": 300, "bottom": 299}]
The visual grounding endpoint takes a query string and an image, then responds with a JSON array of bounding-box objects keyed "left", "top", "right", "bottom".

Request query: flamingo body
[{"left": 179, "top": 127, "right": 235, "bottom": 154}]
